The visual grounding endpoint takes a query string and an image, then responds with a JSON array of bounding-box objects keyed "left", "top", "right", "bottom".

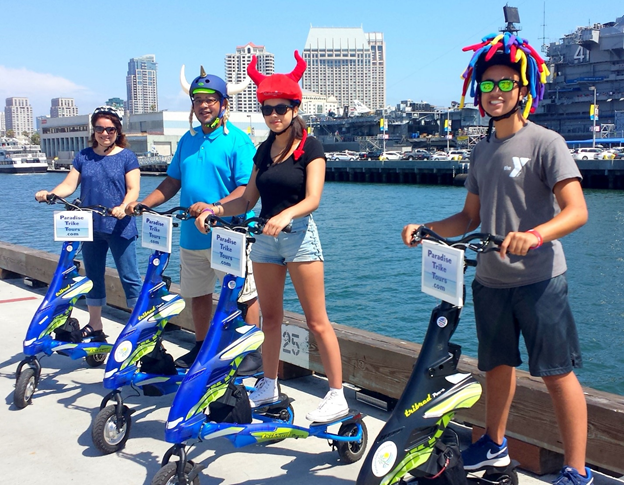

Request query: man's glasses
[
  {"left": 261, "top": 104, "right": 293, "bottom": 116},
  {"left": 94, "top": 126, "right": 117, "bottom": 134},
  {"left": 193, "top": 97, "right": 220, "bottom": 107},
  {"left": 479, "top": 79, "right": 519, "bottom": 93}
]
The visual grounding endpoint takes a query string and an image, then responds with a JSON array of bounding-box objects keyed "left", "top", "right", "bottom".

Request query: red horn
[
  {"left": 287, "top": 50, "right": 307, "bottom": 82},
  {"left": 246, "top": 55, "right": 267, "bottom": 86}
]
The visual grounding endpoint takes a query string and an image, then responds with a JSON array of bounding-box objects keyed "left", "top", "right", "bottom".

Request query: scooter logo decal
[
  {"left": 405, "top": 393, "right": 432, "bottom": 417},
  {"left": 436, "top": 317, "right": 448, "bottom": 328},
  {"left": 55, "top": 284, "right": 71, "bottom": 297},
  {"left": 138, "top": 306, "right": 156, "bottom": 322},
  {"left": 114, "top": 340, "right": 133, "bottom": 363},
  {"left": 372, "top": 440, "right": 398, "bottom": 477}
]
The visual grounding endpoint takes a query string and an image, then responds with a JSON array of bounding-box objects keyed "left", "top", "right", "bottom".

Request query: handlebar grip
[
  {"left": 492, "top": 235, "right": 505, "bottom": 245},
  {"left": 133, "top": 203, "right": 150, "bottom": 215}
]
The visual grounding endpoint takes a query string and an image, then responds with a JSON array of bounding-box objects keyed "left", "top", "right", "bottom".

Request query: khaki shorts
[{"left": 180, "top": 246, "right": 257, "bottom": 302}]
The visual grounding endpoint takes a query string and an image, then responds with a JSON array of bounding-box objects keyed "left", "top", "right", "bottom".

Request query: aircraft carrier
[{"left": 532, "top": 14, "right": 624, "bottom": 141}]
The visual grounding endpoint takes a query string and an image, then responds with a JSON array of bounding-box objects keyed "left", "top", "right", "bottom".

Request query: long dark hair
[
  {"left": 90, "top": 113, "right": 127, "bottom": 149},
  {"left": 269, "top": 115, "right": 307, "bottom": 163}
]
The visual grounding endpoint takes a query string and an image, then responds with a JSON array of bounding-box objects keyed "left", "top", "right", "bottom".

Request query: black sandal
[{"left": 80, "top": 324, "right": 106, "bottom": 341}]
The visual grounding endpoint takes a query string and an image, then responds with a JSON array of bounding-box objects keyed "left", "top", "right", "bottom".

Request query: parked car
[
  {"left": 597, "top": 148, "right": 624, "bottom": 160},
  {"left": 379, "top": 151, "right": 402, "bottom": 161},
  {"left": 448, "top": 150, "right": 470, "bottom": 161},
  {"left": 328, "top": 151, "right": 357, "bottom": 161},
  {"left": 431, "top": 151, "right": 450, "bottom": 160},
  {"left": 401, "top": 149, "right": 431, "bottom": 160},
  {"left": 366, "top": 151, "right": 382, "bottom": 160},
  {"left": 572, "top": 147, "right": 603, "bottom": 160}
]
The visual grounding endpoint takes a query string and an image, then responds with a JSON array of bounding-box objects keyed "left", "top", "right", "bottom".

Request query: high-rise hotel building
[
  {"left": 302, "top": 27, "right": 386, "bottom": 111},
  {"left": 126, "top": 55, "right": 159, "bottom": 114},
  {"left": 50, "top": 98, "right": 78, "bottom": 118},
  {"left": 4, "top": 97, "right": 34, "bottom": 135},
  {"left": 225, "top": 43, "right": 275, "bottom": 112}
]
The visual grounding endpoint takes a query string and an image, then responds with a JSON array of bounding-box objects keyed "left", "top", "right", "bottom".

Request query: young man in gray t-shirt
[{"left": 402, "top": 34, "right": 591, "bottom": 485}]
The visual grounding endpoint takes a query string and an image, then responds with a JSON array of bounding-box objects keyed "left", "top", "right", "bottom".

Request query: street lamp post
[
  {"left": 589, "top": 86, "right": 597, "bottom": 148},
  {"left": 247, "top": 114, "right": 252, "bottom": 137},
  {"left": 446, "top": 108, "right": 451, "bottom": 153}
]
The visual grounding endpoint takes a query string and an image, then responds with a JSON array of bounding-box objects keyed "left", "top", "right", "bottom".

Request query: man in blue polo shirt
[{"left": 127, "top": 68, "right": 260, "bottom": 369}]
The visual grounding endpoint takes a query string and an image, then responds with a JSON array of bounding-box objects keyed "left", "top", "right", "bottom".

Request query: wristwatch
[{"left": 213, "top": 201, "right": 223, "bottom": 215}]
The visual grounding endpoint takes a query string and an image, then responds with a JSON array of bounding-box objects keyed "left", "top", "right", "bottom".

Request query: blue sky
[{"left": 1, "top": 0, "right": 622, "bottom": 119}]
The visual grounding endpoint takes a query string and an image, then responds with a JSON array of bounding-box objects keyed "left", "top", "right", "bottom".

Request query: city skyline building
[
  {"left": 126, "top": 55, "right": 159, "bottom": 114},
  {"left": 0, "top": 111, "right": 5, "bottom": 135},
  {"left": 225, "top": 42, "right": 275, "bottom": 112},
  {"left": 50, "top": 98, "right": 78, "bottom": 118},
  {"left": 4, "top": 97, "right": 34, "bottom": 135},
  {"left": 302, "top": 27, "right": 386, "bottom": 112}
]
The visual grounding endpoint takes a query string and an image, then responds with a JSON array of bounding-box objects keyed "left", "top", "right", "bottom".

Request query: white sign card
[
  {"left": 210, "top": 227, "right": 245, "bottom": 277},
  {"left": 141, "top": 213, "right": 173, "bottom": 253},
  {"left": 421, "top": 240, "right": 464, "bottom": 307},
  {"left": 53, "top": 211, "right": 93, "bottom": 241}
]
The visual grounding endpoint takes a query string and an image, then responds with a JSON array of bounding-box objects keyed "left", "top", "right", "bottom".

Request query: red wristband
[
  {"left": 201, "top": 207, "right": 215, "bottom": 215},
  {"left": 526, "top": 229, "right": 543, "bottom": 249}
]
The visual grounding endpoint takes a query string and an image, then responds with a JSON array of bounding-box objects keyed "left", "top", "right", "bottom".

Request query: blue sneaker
[
  {"left": 553, "top": 467, "right": 594, "bottom": 485},
  {"left": 462, "top": 434, "right": 511, "bottom": 471}
]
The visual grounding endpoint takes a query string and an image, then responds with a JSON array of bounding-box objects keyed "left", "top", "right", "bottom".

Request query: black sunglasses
[
  {"left": 261, "top": 104, "right": 293, "bottom": 116},
  {"left": 94, "top": 126, "right": 117, "bottom": 134}
]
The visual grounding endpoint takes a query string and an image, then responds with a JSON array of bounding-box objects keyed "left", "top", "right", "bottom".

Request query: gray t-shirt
[{"left": 465, "top": 121, "right": 582, "bottom": 288}]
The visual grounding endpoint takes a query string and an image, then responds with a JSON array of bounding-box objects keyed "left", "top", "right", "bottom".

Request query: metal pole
[
  {"left": 447, "top": 109, "right": 450, "bottom": 153},
  {"left": 592, "top": 87, "right": 597, "bottom": 148}
]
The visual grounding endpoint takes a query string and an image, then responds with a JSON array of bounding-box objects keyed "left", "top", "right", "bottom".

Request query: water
[{"left": 3, "top": 173, "right": 624, "bottom": 395}]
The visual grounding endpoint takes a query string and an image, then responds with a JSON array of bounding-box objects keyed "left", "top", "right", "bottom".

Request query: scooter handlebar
[
  {"left": 412, "top": 226, "right": 503, "bottom": 254},
  {"left": 204, "top": 215, "right": 292, "bottom": 235}
]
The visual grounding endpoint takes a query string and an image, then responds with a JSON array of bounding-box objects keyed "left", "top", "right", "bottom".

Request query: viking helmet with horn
[
  {"left": 180, "top": 65, "right": 250, "bottom": 99},
  {"left": 247, "top": 50, "right": 306, "bottom": 105},
  {"left": 180, "top": 65, "right": 250, "bottom": 135}
]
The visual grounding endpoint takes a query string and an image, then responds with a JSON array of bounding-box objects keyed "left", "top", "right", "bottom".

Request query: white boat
[{"left": 0, "top": 139, "right": 48, "bottom": 174}]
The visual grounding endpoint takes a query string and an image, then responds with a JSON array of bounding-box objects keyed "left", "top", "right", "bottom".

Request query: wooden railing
[{"left": 1, "top": 240, "right": 622, "bottom": 475}]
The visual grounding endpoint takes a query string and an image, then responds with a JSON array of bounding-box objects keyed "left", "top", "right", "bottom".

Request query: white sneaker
[
  {"left": 306, "top": 390, "right": 349, "bottom": 423},
  {"left": 248, "top": 378, "right": 279, "bottom": 407}
]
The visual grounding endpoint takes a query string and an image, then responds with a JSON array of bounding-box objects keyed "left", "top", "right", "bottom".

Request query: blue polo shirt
[{"left": 167, "top": 121, "right": 255, "bottom": 250}]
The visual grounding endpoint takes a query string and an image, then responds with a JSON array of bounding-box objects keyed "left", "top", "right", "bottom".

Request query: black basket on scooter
[
  {"left": 208, "top": 382, "right": 252, "bottom": 424},
  {"left": 140, "top": 343, "right": 177, "bottom": 396},
  {"left": 408, "top": 430, "right": 467, "bottom": 485}
]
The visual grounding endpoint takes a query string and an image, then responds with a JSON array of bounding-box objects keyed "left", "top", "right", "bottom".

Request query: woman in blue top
[{"left": 35, "top": 106, "right": 142, "bottom": 339}]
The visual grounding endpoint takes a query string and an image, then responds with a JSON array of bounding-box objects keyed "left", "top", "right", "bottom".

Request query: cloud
[{"left": 0, "top": 66, "right": 98, "bottom": 117}]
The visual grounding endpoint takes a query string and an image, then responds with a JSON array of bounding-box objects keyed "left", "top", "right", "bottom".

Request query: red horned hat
[{"left": 247, "top": 50, "right": 306, "bottom": 104}]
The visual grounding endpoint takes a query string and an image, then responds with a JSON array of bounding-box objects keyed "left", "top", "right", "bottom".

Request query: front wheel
[
  {"left": 92, "top": 404, "right": 132, "bottom": 454},
  {"left": 336, "top": 420, "right": 368, "bottom": 464},
  {"left": 14, "top": 367, "right": 37, "bottom": 409},
  {"left": 85, "top": 352, "right": 107, "bottom": 367},
  {"left": 151, "top": 462, "right": 200, "bottom": 485}
]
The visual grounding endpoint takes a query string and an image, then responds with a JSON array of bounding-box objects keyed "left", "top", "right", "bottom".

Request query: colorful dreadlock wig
[{"left": 459, "top": 32, "right": 550, "bottom": 121}]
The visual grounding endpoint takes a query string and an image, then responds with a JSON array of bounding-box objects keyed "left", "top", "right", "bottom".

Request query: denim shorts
[
  {"left": 472, "top": 274, "right": 582, "bottom": 377},
  {"left": 250, "top": 215, "right": 324, "bottom": 265}
]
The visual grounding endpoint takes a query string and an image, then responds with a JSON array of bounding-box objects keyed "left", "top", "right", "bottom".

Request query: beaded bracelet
[{"left": 526, "top": 229, "right": 543, "bottom": 249}]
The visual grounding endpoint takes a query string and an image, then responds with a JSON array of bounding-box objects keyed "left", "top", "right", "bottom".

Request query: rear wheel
[
  {"left": 336, "top": 421, "right": 368, "bottom": 464},
  {"left": 85, "top": 352, "right": 107, "bottom": 367},
  {"left": 14, "top": 368, "right": 36, "bottom": 409},
  {"left": 92, "top": 404, "right": 132, "bottom": 454},
  {"left": 151, "top": 462, "right": 200, "bottom": 485}
]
